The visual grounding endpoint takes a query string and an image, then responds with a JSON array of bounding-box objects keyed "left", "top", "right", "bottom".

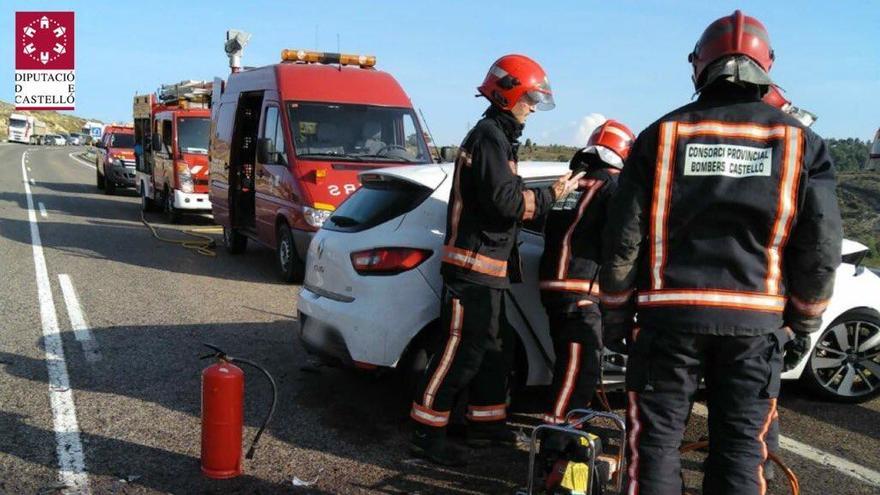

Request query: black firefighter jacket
[
  {"left": 539, "top": 154, "right": 620, "bottom": 312},
  {"left": 600, "top": 83, "right": 843, "bottom": 336},
  {"left": 441, "top": 106, "right": 556, "bottom": 289}
]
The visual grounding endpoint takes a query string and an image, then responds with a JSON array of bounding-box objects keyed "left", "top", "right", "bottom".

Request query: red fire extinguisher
[{"left": 200, "top": 343, "right": 277, "bottom": 479}]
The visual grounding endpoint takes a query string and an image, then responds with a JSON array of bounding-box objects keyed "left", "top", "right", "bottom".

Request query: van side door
[{"left": 254, "top": 102, "right": 290, "bottom": 241}]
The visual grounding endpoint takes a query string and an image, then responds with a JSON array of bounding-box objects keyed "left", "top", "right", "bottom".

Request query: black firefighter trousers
[
  {"left": 411, "top": 280, "right": 512, "bottom": 433},
  {"left": 624, "top": 326, "right": 789, "bottom": 495},
  {"left": 543, "top": 304, "right": 603, "bottom": 423}
]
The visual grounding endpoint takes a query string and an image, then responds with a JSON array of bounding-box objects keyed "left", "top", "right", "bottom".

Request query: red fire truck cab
[
  {"left": 210, "top": 35, "right": 432, "bottom": 282},
  {"left": 133, "top": 81, "right": 212, "bottom": 223}
]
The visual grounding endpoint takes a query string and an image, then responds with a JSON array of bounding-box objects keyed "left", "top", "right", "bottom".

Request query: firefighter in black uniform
[
  {"left": 538, "top": 119, "right": 635, "bottom": 424},
  {"left": 410, "top": 54, "right": 583, "bottom": 466},
  {"left": 600, "top": 11, "right": 842, "bottom": 495}
]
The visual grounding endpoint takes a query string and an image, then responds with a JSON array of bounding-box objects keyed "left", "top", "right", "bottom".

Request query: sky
[{"left": 3, "top": 1, "right": 878, "bottom": 146}]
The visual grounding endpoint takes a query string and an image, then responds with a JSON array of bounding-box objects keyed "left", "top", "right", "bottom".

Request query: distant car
[
  {"left": 66, "top": 133, "right": 83, "bottom": 146},
  {"left": 298, "top": 162, "right": 880, "bottom": 403},
  {"left": 44, "top": 134, "right": 66, "bottom": 146}
]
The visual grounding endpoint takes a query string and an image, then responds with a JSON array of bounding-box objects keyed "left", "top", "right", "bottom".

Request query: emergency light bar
[{"left": 281, "top": 49, "right": 376, "bottom": 68}]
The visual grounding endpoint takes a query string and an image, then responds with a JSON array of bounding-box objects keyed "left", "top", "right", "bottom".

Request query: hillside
[{"left": 0, "top": 99, "right": 102, "bottom": 139}]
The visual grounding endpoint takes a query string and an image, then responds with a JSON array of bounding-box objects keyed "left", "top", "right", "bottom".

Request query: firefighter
[
  {"left": 409, "top": 54, "right": 583, "bottom": 466},
  {"left": 600, "top": 10, "right": 842, "bottom": 495},
  {"left": 538, "top": 119, "right": 635, "bottom": 424}
]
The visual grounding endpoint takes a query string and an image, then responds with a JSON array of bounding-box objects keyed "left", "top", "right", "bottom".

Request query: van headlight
[{"left": 303, "top": 205, "right": 334, "bottom": 228}]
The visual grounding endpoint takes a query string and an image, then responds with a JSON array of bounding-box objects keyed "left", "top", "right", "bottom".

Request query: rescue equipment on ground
[
  {"left": 200, "top": 343, "right": 277, "bottom": 479},
  {"left": 140, "top": 211, "right": 219, "bottom": 256},
  {"left": 523, "top": 409, "right": 626, "bottom": 495},
  {"left": 679, "top": 439, "right": 800, "bottom": 495}
]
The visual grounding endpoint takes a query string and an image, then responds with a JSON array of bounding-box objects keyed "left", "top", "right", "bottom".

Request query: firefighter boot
[
  {"left": 409, "top": 426, "right": 468, "bottom": 467},
  {"left": 466, "top": 422, "right": 521, "bottom": 448}
]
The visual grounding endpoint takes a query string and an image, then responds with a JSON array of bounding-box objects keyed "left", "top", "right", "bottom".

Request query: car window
[{"left": 522, "top": 179, "right": 556, "bottom": 234}]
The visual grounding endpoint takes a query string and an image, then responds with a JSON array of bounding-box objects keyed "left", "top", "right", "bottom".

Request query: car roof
[{"left": 362, "top": 161, "right": 570, "bottom": 189}]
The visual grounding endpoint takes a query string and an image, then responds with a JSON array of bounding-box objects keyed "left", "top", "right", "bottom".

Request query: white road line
[
  {"left": 21, "top": 151, "right": 90, "bottom": 493},
  {"left": 67, "top": 152, "right": 97, "bottom": 170},
  {"left": 691, "top": 402, "right": 880, "bottom": 488},
  {"left": 58, "top": 274, "right": 102, "bottom": 364},
  {"left": 39, "top": 202, "right": 48, "bottom": 218}
]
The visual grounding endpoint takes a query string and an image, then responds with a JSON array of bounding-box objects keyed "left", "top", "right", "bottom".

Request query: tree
[{"left": 826, "top": 138, "right": 872, "bottom": 171}]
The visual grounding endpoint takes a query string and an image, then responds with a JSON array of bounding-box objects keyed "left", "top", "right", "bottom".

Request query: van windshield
[
  {"left": 177, "top": 117, "right": 210, "bottom": 154},
  {"left": 287, "top": 102, "right": 431, "bottom": 164},
  {"left": 109, "top": 133, "right": 135, "bottom": 148}
]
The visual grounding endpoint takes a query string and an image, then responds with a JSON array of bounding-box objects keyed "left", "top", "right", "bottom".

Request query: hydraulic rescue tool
[
  {"left": 523, "top": 409, "right": 626, "bottom": 495},
  {"left": 199, "top": 343, "right": 277, "bottom": 479}
]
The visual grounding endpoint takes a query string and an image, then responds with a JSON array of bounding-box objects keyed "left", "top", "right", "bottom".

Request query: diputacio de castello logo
[{"left": 14, "top": 11, "right": 76, "bottom": 110}]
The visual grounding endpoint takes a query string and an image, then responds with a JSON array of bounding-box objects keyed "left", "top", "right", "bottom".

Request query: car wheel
[
  {"left": 398, "top": 325, "right": 436, "bottom": 396},
  {"left": 104, "top": 169, "right": 116, "bottom": 195},
  {"left": 223, "top": 226, "right": 247, "bottom": 254},
  {"left": 276, "top": 223, "right": 304, "bottom": 283},
  {"left": 140, "top": 183, "right": 155, "bottom": 212},
  {"left": 96, "top": 165, "right": 105, "bottom": 190},
  {"left": 164, "top": 189, "right": 181, "bottom": 224},
  {"left": 801, "top": 309, "right": 880, "bottom": 403}
]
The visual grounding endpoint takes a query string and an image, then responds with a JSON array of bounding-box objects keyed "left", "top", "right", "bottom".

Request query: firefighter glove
[{"left": 782, "top": 328, "right": 811, "bottom": 372}]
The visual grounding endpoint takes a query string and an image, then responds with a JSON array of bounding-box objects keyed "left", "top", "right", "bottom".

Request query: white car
[
  {"left": 44, "top": 134, "right": 66, "bottom": 146},
  {"left": 297, "top": 162, "right": 880, "bottom": 403}
]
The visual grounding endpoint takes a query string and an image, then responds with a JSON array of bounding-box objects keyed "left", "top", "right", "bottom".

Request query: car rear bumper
[
  {"left": 173, "top": 190, "right": 211, "bottom": 210},
  {"left": 296, "top": 271, "right": 439, "bottom": 368}
]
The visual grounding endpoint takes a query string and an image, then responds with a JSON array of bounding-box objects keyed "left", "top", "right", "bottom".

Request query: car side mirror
[
  {"left": 439, "top": 146, "right": 458, "bottom": 163},
  {"left": 257, "top": 138, "right": 277, "bottom": 164}
]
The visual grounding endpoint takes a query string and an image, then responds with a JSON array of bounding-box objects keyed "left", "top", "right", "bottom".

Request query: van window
[
  {"left": 159, "top": 120, "right": 171, "bottom": 154},
  {"left": 108, "top": 133, "right": 135, "bottom": 148},
  {"left": 287, "top": 102, "right": 430, "bottom": 164},
  {"left": 262, "top": 106, "right": 286, "bottom": 164}
]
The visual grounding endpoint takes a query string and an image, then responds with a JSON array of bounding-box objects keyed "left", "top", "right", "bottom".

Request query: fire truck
[
  {"left": 133, "top": 81, "right": 212, "bottom": 222},
  {"left": 210, "top": 30, "right": 432, "bottom": 282}
]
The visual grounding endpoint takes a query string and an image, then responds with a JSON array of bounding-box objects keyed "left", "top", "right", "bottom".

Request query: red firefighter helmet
[
  {"left": 689, "top": 10, "right": 774, "bottom": 86},
  {"left": 582, "top": 119, "right": 635, "bottom": 169},
  {"left": 477, "top": 54, "right": 555, "bottom": 111}
]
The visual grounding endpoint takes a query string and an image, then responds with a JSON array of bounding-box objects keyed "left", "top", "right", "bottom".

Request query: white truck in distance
[{"left": 7, "top": 113, "right": 47, "bottom": 144}]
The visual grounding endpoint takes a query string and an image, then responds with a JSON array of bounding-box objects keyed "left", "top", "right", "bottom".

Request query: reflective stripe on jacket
[
  {"left": 441, "top": 106, "right": 555, "bottom": 288},
  {"left": 600, "top": 84, "right": 842, "bottom": 335}
]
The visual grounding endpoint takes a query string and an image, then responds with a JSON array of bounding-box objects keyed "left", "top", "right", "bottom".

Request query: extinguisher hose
[{"left": 230, "top": 357, "right": 278, "bottom": 460}]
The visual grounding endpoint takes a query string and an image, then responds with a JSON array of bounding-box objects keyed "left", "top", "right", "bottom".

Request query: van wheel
[
  {"left": 140, "top": 183, "right": 155, "bottom": 212},
  {"left": 164, "top": 189, "right": 181, "bottom": 224},
  {"left": 276, "top": 224, "right": 304, "bottom": 283},
  {"left": 104, "top": 171, "right": 116, "bottom": 195},
  {"left": 223, "top": 226, "right": 248, "bottom": 254},
  {"left": 96, "top": 166, "right": 105, "bottom": 190}
]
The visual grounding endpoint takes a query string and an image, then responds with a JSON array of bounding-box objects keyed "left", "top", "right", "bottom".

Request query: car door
[{"left": 505, "top": 178, "right": 557, "bottom": 384}]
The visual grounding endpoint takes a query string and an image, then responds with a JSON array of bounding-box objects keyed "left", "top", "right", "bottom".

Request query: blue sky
[{"left": 3, "top": 1, "right": 878, "bottom": 146}]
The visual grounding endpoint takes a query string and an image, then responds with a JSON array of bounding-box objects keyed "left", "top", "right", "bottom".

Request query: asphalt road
[{"left": 0, "top": 143, "right": 878, "bottom": 494}]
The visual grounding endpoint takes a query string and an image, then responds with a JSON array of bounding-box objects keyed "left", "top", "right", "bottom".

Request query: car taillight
[{"left": 350, "top": 248, "right": 432, "bottom": 275}]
